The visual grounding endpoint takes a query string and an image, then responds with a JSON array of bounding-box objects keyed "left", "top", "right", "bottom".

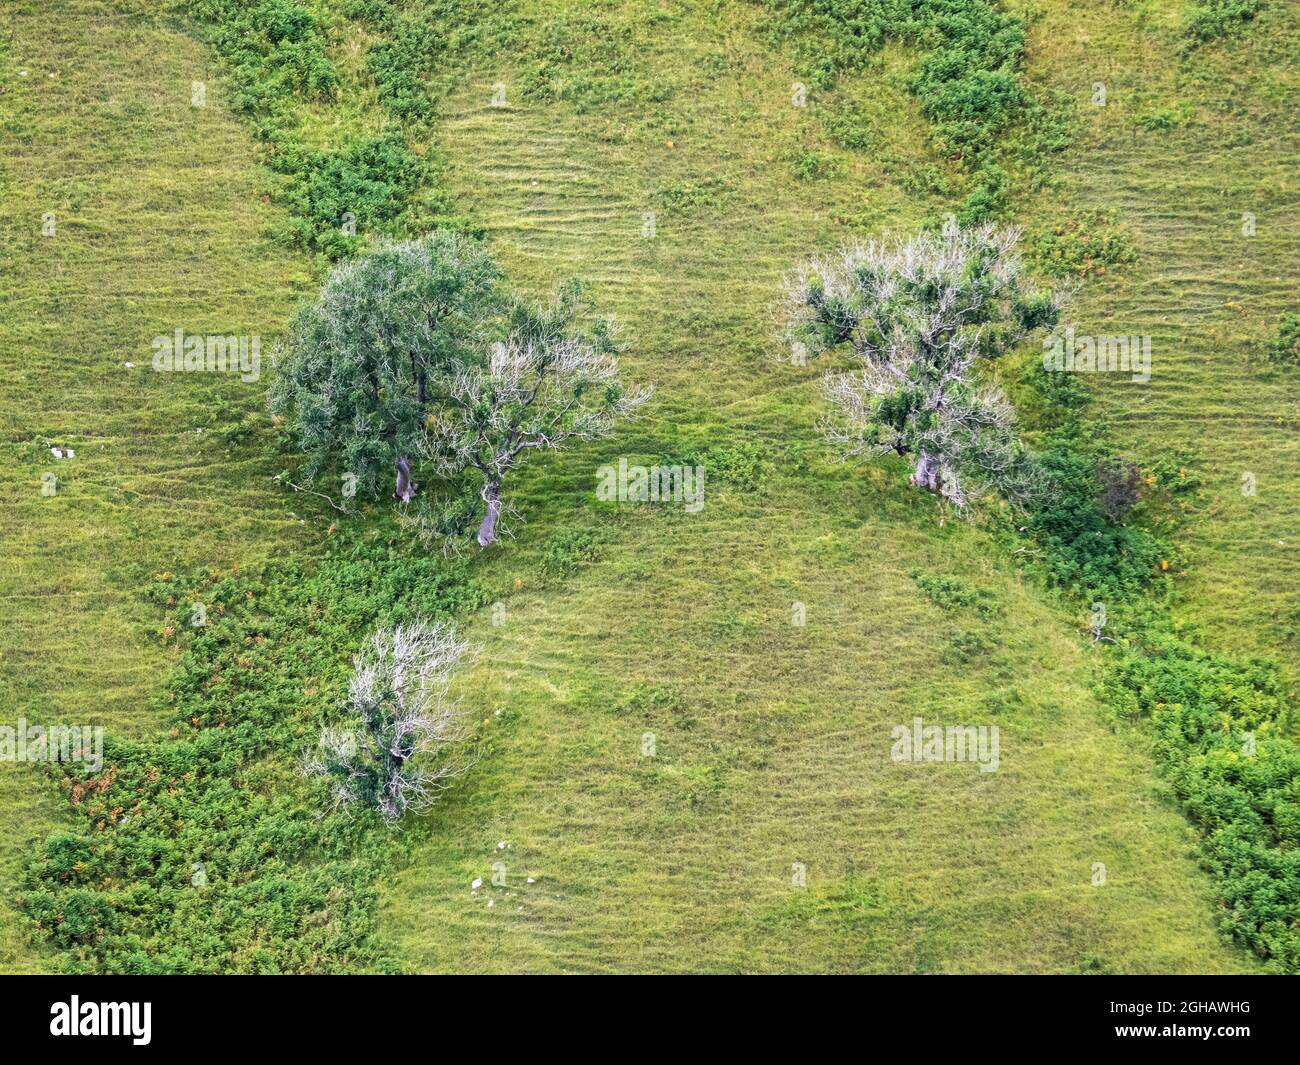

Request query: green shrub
[
  {"left": 1025, "top": 430, "right": 1171, "bottom": 602},
  {"left": 956, "top": 163, "right": 1008, "bottom": 224},
  {"left": 663, "top": 440, "right": 768, "bottom": 491},
  {"left": 1102, "top": 627, "right": 1299, "bottom": 970},
  {"left": 1184, "top": 0, "right": 1264, "bottom": 43},
  {"left": 911, "top": 570, "right": 1002, "bottom": 618},
  {"left": 1135, "top": 103, "right": 1197, "bottom": 131},
  {"left": 542, "top": 528, "right": 602, "bottom": 575},
  {"left": 278, "top": 132, "right": 431, "bottom": 257},
  {"left": 1268, "top": 313, "right": 1300, "bottom": 364},
  {"left": 186, "top": 0, "right": 457, "bottom": 257},
  {"left": 818, "top": 101, "right": 875, "bottom": 150},
  {"left": 654, "top": 178, "right": 733, "bottom": 212},
  {"left": 757, "top": 0, "right": 1056, "bottom": 183},
  {"left": 367, "top": 16, "right": 439, "bottom": 122},
  {"left": 943, "top": 627, "right": 995, "bottom": 662},
  {"left": 791, "top": 149, "right": 844, "bottom": 182},
  {"left": 1029, "top": 210, "right": 1138, "bottom": 279},
  {"left": 192, "top": 0, "right": 339, "bottom": 107}
]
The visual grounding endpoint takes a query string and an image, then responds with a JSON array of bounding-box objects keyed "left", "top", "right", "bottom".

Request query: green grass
[
  {"left": 368, "top": 0, "right": 1267, "bottom": 972},
  {"left": 0, "top": 0, "right": 314, "bottom": 969},
  {"left": 1026, "top": 0, "right": 1300, "bottom": 663},
  {"left": 1, "top": 0, "right": 1294, "bottom": 972}
]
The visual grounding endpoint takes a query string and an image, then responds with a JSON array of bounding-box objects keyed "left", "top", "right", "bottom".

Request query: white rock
[
  {"left": 471, "top": 877, "right": 482, "bottom": 890},
  {"left": 66, "top": 449, "right": 74, "bottom": 458},
  {"left": 50, "top": 447, "right": 62, "bottom": 458},
  {"left": 486, "top": 899, "right": 494, "bottom": 908},
  {"left": 497, "top": 841, "right": 506, "bottom": 849},
  {"left": 526, "top": 877, "right": 535, "bottom": 884}
]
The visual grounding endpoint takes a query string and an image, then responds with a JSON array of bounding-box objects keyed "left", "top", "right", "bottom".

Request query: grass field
[
  {"left": 1029, "top": 0, "right": 1300, "bottom": 662},
  {"left": 0, "top": 0, "right": 314, "bottom": 970},
  {"left": 0, "top": 0, "right": 1294, "bottom": 973}
]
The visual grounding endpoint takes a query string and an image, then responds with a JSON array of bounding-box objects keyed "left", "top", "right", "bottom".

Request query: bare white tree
[
  {"left": 305, "top": 618, "right": 472, "bottom": 821},
  {"left": 426, "top": 284, "right": 651, "bottom": 546},
  {"left": 784, "top": 223, "right": 1065, "bottom": 510}
]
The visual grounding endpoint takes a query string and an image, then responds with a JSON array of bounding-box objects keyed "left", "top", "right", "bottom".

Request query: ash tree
[
  {"left": 425, "top": 280, "right": 651, "bottom": 547},
  {"left": 784, "top": 223, "right": 1062, "bottom": 510},
  {"left": 270, "top": 231, "right": 501, "bottom": 503},
  {"left": 305, "top": 618, "right": 471, "bottom": 821}
]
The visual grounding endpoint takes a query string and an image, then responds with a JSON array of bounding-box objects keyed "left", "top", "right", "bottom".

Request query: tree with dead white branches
[
  {"left": 783, "top": 223, "right": 1063, "bottom": 510},
  {"left": 305, "top": 618, "right": 472, "bottom": 821},
  {"left": 425, "top": 280, "right": 651, "bottom": 547}
]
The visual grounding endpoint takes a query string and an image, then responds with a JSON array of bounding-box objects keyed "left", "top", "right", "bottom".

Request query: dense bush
[
  {"left": 367, "top": 16, "right": 439, "bottom": 122},
  {"left": 1025, "top": 430, "right": 1170, "bottom": 602},
  {"left": 1268, "top": 312, "right": 1300, "bottom": 364},
  {"left": 192, "top": 0, "right": 339, "bottom": 109},
  {"left": 1102, "top": 627, "right": 1299, "bottom": 970},
  {"left": 276, "top": 133, "right": 433, "bottom": 259},
  {"left": 1184, "top": 0, "right": 1264, "bottom": 44}
]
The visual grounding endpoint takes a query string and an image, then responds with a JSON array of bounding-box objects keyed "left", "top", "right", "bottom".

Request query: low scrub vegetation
[
  {"left": 758, "top": 0, "right": 1069, "bottom": 218},
  {"left": 1184, "top": 0, "right": 1265, "bottom": 44},
  {"left": 1268, "top": 312, "right": 1300, "bottom": 364},
  {"left": 1103, "top": 628, "right": 1298, "bottom": 971},
  {"left": 22, "top": 534, "right": 484, "bottom": 973}
]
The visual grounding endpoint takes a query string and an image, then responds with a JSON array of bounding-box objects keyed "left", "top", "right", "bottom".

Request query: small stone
[{"left": 471, "top": 877, "right": 482, "bottom": 890}]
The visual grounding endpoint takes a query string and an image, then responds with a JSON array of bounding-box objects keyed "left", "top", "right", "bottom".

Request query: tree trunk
[
  {"left": 911, "top": 450, "right": 942, "bottom": 494},
  {"left": 395, "top": 455, "right": 417, "bottom": 503},
  {"left": 476, "top": 480, "right": 502, "bottom": 547}
]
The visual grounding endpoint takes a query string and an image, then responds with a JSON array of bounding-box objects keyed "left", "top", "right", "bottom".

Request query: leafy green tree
[{"left": 270, "top": 232, "right": 501, "bottom": 502}]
